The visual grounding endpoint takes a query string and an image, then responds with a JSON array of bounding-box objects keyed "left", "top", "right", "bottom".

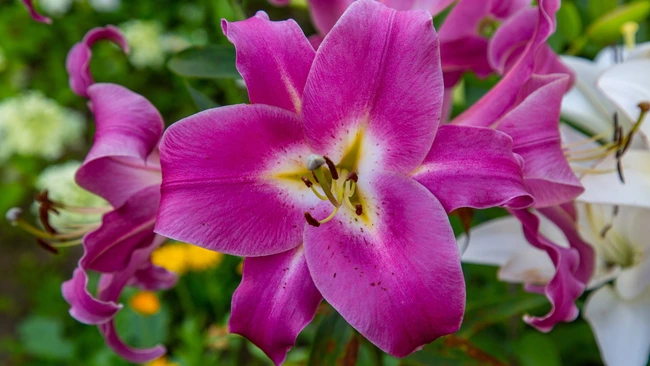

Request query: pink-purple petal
[
  {"left": 496, "top": 74, "right": 583, "bottom": 207},
  {"left": 99, "top": 321, "right": 167, "bottom": 364},
  {"left": 21, "top": 0, "right": 52, "bottom": 24},
  {"left": 307, "top": 0, "right": 355, "bottom": 34},
  {"left": 81, "top": 185, "right": 159, "bottom": 273},
  {"left": 222, "top": 12, "right": 315, "bottom": 113},
  {"left": 510, "top": 208, "right": 589, "bottom": 331},
  {"left": 304, "top": 173, "right": 464, "bottom": 357},
  {"left": 230, "top": 246, "right": 322, "bottom": 365},
  {"left": 66, "top": 26, "right": 129, "bottom": 98},
  {"left": 453, "top": 0, "right": 561, "bottom": 126},
  {"left": 412, "top": 125, "right": 533, "bottom": 211},
  {"left": 61, "top": 268, "right": 122, "bottom": 325},
  {"left": 75, "top": 83, "right": 163, "bottom": 208},
  {"left": 156, "top": 104, "right": 318, "bottom": 257},
  {"left": 302, "top": 0, "right": 443, "bottom": 174}
]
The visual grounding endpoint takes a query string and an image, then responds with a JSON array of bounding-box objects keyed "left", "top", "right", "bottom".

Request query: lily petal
[
  {"left": 598, "top": 59, "right": 650, "bottom": 144},
  {"left": 304, "top": 173, "right": 464, "bottom": 357},
  {"left": 66, "top": 26, "right": 129, "bottom": 98},
  {"left": 584, "top": 286, "right": 650, "bottom": 366},
  {"left": 302, "top": 0, "right": 443, "bottom": 174},
  {"left": 61, "top": 268, "right": 122, "bottom": 325},
  {"left": 99, "top": 321, "right": 167, "bottom": 364},
  {"left": 156, "top": 104, "right": 318, "bottom": 257},
  {"left": 81, "top": 186, "right": 159, "bottom": 273},
  {"left": 222, "top": 12, "right": 315, "bottom": 113},
  {"left": 230, "top": 246, "right": 322, "bottom": 365},
  {"left": 496, "top": 74, "right": 583, "bottom": 207},
  {"left": 307, "top": 0, "right": 355, "bottom": 34},
  {"left": 412, "top": 125, "right": 533, "bottom": 211},
  {"left": 21, "top": 0, "right": 52, "bottom": 24},
  {"left": 579, "top": 151, "right": 650, "bottom": 209},
  {"left": 453, "top": 0, "right": 560, "bottom": 126},
  {"left": 511, "top": 209, "right": 585, "bottom": 332},
  {"left": 75, "top": 83, "right": 163, "bottom": 208}
]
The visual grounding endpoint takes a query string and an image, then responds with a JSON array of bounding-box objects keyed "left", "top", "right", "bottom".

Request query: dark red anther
[
  {"left": 36, "top": 238, "right": 59, "bottom": 255},
  {"left": 305, "top": 212, "right": 321, "bottom": 227},
  {"left": 346, "top": 172, "right": 358, "bottom": 183},
  {"left": 355, "top": 204, "right": 363, "bottom": 216},
  {"left": 323, "top": 156, "right": 339, "bottom": 180},
  {"left": 301, "top": 176, "right": 313, "bottom": 188}
]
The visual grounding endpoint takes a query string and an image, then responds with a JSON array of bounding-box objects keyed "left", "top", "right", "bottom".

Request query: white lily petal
[
  {"left": 617, "top": 261, "right": 650, "bottom": 300},
  {"left": 598, "top": 60, "right": 650, "bottom": 143},
  {"left": 498, "top": 249, "right": 555, "bottom": 285},
  {"left": 594, "top": 46, "right": 628, "bottom": 69},
  {"left": 584, "top": 286, "right": 650, "bottom": 366},
  {"left": 578, "top": 151, "right": 650, "bottom": 208},
  {"left": 460, "top": 216, "right": 526, "bottom": 266},
  {"left": 561, "top": 56, "right": 615, "bottom": 135},
  {"left": 627, "top": 41, "right": 650, "bottom": 61}
]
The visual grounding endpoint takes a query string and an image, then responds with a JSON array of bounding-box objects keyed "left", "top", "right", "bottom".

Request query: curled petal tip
[
  {"left": 22, "top": 0, "right": 52, "bottom": 24},
  {"left": 66, "top": 26, "right": 130, "bottom": 97}
]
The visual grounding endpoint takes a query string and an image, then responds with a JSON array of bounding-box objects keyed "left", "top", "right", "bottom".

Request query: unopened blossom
[
  {"left": 155, "top": 1, "right": 532, "bottom": 364},
  {"left": 88, "top": 0, "right": 121, "bottom": 12},
  {"left": 0, "top": 92, "right": 84, "bottom": 162},
  {"left": 38, "top": 0, "right": 73, "bottom": 16},
  {"left": 120, "top": 20, "right": 166, "bottom": 69}
]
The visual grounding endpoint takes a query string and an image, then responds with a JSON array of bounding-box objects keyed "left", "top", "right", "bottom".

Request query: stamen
[
  {"left": 346, "top": 171, "right": 358, "bottom": 183},
  {"left": 312, "top": 167, "right": 340, "bottom": 207},
  {"left": 301, "top": 176, "right": 313, "bottom": 188},
  {"left": 355, "top": 204, "right": 363, "bottom": 216},
  {"left": 323, "top": 156, "right": 339, "bottom": 180},
  {"left": 36, "top": 238, "right": 59, "bottom": 254},
  {"left": 304, "top": 212, "right": 320, "bottom": 227},
  {"left": 621, "top": 21, "right": 639, "bottom": 50},
  {"left": 319, "top": 206, "right": 340, "bottom": 225}
]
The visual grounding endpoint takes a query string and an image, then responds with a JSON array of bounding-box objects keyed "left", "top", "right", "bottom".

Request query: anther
[
  {"left": 346, "top": 171, "right": 358, "bottom": 183},
  {"left": 355, "top": 204, "right": 363, "bottom": 216},
  {"left": 306, "top": 154, "right": 326, "bottom": 171},
  {"left": 36, "top": 238, "right": 59, "bottom": 255},
  {"left": 301, "top": 176, "right": 313, "bottom": 188},
  {"left": 639, "top": 101, "right": 650, "bottom": 113},
  {"left": 323, "top": 156, "right": 339, "bottom": 180},
  {"left": 304, "top": 212, "right": 321, "bottom": 227}
]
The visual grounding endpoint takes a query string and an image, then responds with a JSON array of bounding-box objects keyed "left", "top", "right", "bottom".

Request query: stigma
[{"left": 302, "top": 154, "right": 362, "bottom": 227}]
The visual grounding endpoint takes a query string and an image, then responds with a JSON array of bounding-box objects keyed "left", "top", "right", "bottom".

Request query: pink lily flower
[
  {"left": 155, "top": 1, "right": 532, "bottom": 363},
  {"left": 452, "top": 0, "right": 592, "bottom": 332},
  {"left": 21, "top": 0, "right": 52, "bottom": 24},
  {"left": 59, "top": 26, "right": 176, "bottom": 363}
]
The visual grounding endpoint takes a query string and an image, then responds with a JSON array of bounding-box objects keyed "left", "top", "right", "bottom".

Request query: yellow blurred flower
[
  {"left": 185, "top": 244, "right": 224, "bottom": 271},
  {"left": 151, "top": 242, "right": 224, "bottom": 275},
  {"left": 151, "top": 244, "right": 188, "bottom": 275},
  {"left": 146, "top": 356, "right": 179, "bottom": 366},
  {"left": 129, "top": 291, "right": 160, "bottom": 316}
]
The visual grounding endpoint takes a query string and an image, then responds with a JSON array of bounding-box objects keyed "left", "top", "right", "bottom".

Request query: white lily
[{"left": 462, "top": 202, "right": 650, "bottom": 366}]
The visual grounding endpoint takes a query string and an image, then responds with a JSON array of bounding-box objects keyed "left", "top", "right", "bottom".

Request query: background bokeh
[{"left": 0, "top": 0, "right": 645, "bottom": 364}]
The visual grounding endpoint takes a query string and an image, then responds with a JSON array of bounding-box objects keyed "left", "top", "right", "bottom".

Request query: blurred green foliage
[{"left": 1, "top": 0, "right": 647, "bottom": 365}]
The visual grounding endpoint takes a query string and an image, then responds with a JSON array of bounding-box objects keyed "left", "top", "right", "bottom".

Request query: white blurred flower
[
  {"left": 0, "top": 92, "right": 85, "bottom": 161},
  {"left": 34, "top": 161, "right": 107, "bottom": 227},
  {"left": 88, "top": 0, "right": 120, "bottom": 12},
  {"left": 120, "top": 20, "right": 166, "bottom": 69},
  {"left": 38, "top": 0, "right": 73, "bottom": 15}
]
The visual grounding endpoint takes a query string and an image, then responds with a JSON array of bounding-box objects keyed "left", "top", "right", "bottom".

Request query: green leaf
[
  {"left": 557, "top": 2, "right": 583, "bottom": 41},
  {"left": 185, "top": 81, "right": 219, "bottom": 111},
  {"left": 513, "top": 332, "right": 561, "bottom": 366},
  {"left": 458, "top": 294, "right": 548, "bottom": 338},
  {"left": 586, "top": 1, "right": 650, "bottom": 46},
  {"left": 582, "top": 0, "right": 618, "bottom": 21},
  {"left": 18, "top": 316, "right": 74, "bottom": 360},
  {"left": 308, "top": 309, "right": 358, "bottom": 366},
  {"left": 168, "top": 45, "right": 240, "bottom": 79}
]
